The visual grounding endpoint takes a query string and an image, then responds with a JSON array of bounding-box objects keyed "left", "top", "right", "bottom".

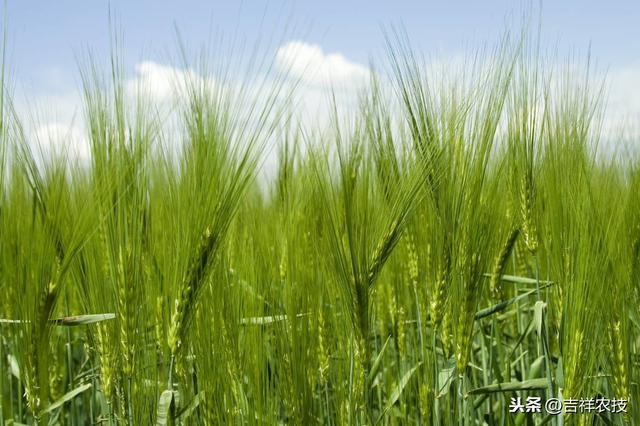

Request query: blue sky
[
  {"left": 7, "top": 1, "right": 640, "bottom": 94},
  {"left": 4, "top": 1, "right": 640, "bottom": 160}
]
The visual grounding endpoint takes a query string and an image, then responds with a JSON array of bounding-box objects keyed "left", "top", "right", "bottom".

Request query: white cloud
[
  {"left": 15, "top": 53, "right": 640, "bottom": 174},
  {"left": 10, "top": 90, "right": 89, "bottom": 165},
  {"left": 276, "top": 41, "right": 371, "bottom": 88},
  {"left": 125, "top": 61, "right": 211, "bottom": 102},
  {"left": 32, "top": 122, "right": 90, "bottom": 164},
  {"left": 12, "top": 61, "right": 208, "bottom": 166},
  {"left": 603, "top": 63, "right": 640, "bottom": 137},
  {"left": 14, "top": 49, "right": 370, "bottom": 170},
  {"left": 272, "top": 41, "right": 380, "bottom": 134}
]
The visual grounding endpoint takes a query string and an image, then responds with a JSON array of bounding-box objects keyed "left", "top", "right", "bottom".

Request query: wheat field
[{"left": 0, "top": 23, "right": 638, "bottom": 426}]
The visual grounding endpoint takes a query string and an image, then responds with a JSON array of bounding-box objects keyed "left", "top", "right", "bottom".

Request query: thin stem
[
  {"left": 65, "top": 294, "right": 76, "bottom": 426},
  {"left": 0, "top": 332, "right": 4, "bottom": 426},
  {"left": 17, "top": 372, "right": 22, "bottom": 424},
  {"left": 457, "top": 374, "right": 464, "bottom": 426},
  {"left": 534, "top": 255, "right": 555, "bottom": 401},
  {"left": 127, "top": 377, "right": 134, "bottom": 426},
  {"left": 168, "top": 354, "right": 175, "bottom": 390},
  {"left": 432, "top": 329, "right": 440, "bottom": 425},
  {"left": 348, "top": 335, "right": 354, "bottom": 426},
  {"left": 108, "top": 402, "right": 113, "bottom": 426},
  {"left": 324, "top": 380, "right": 331, "bottom": 426}
]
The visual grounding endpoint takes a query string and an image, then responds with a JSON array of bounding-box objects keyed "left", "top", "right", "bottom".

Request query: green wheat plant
[{"left": 0, "top": 15, "right": 639, "bottom": 426}]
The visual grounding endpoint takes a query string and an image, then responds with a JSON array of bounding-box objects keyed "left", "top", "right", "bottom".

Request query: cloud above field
[
  {"left": 272, "top": 40, "right": 376, "bottom": 132},
  {"left": 9, "top": 91, "right": 87, "bottom": 167},
  {"left": 33, "top": 122, "right": 90, "bottom": 163},
  {"left": 125, "top": 61, "right": 211, "bottom": 102},
  {"left": 276, "top": 41, "right": 371, "bottom": 88},
  {"left": 603, "top": 63, "right": 640, "bottom": 137},
  {"left": 12, "top": 43, "right": 640, "bottom": 170},
  {"left": 16, "top": 41, "right": 372, "bottom": 161}
]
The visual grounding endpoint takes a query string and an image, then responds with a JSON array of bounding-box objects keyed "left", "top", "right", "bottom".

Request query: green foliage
[{"left": 0, "top": 24, "right": 638, "bottom": 426}]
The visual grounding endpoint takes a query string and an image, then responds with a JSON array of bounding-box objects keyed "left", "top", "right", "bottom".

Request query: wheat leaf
[{"left": 40, "top": 382, "right": 92, "bottom": 415}]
